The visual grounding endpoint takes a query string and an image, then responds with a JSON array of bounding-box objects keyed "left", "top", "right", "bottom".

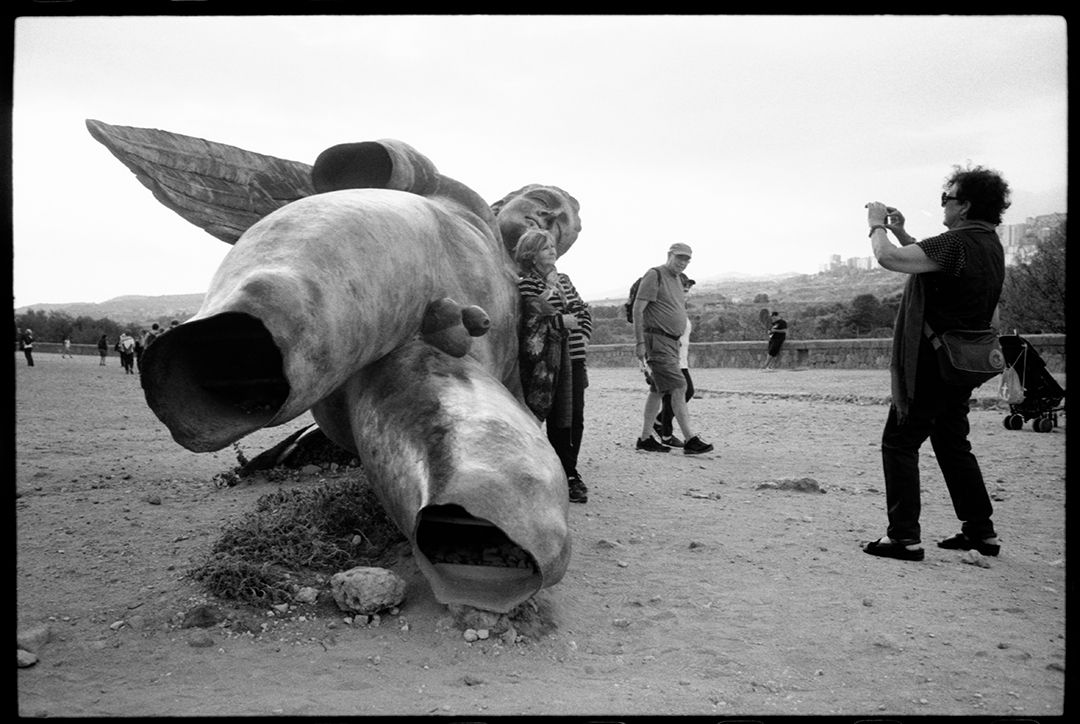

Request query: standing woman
[
  {"left": 863, "top": 164, "right": 1009, "bottom": 562},
  {"left": 515, "top": 228, "right": 593, "bottom": 504},
  {"left": 97, "top": 333, "right": 109, "bottom": 366}
]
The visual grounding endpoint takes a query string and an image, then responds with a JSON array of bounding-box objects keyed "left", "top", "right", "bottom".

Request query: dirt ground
[{"left": 14, "top": 352, "right": 1067, "bottom": 717}]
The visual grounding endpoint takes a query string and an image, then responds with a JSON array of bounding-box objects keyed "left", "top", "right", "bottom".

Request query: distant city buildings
[{"left": 821, "top": 212, "right": 1066, "bottom": 272}]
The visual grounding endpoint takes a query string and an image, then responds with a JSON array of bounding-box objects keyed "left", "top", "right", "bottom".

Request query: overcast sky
[{"left": 11, "top": 14, "right": 1068, "bottom": 307}]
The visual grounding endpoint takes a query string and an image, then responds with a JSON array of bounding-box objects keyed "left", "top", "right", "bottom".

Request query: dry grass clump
[{"left": 189, "top": 472, "right": 406, "bottom": 605}]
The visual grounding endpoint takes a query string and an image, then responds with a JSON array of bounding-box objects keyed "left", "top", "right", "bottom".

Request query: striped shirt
[{"left": 518, "top": 270, "right": 593, "bottom": 360}]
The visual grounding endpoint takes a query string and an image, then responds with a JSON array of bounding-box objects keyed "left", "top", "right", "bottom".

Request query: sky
[{"left": 11, "top": 14, "right": 1068, "bottom": 307}]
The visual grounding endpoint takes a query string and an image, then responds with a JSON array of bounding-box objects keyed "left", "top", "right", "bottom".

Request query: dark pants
[
  {"left": 23, "top": 348, "right": 34, "bottom": 366},
  {"left": 656, "top": 369, "right": 694, "bottom": 437},
  {"left": 881, "top": 340, "right": 995, "bottom": 544},
  {"left": 547, "top": 359, "right": 587, "bottom": 479}
]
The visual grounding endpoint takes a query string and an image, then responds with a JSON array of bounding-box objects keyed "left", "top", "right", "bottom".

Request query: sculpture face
[
  {"left": 492, "top": 184, "right": 581, "bottom": 259},
  {"left": 86, "top": 120, "right": 576, "bottom": 613}
]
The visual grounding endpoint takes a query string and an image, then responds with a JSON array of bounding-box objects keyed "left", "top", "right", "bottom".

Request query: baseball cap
[{"left": 669, "top": 242, "right": 693, "bottom": 256}]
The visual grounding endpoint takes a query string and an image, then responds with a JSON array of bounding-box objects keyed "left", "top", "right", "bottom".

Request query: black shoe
[
  {"left": 636, "top": 436, "right": 671, "bottom": 453},
  {"left": 661, "top": 435, "right": 684, "bottom": 448},
  {"left": 568, "top": 475, "right": 588, "bottom": 504},
  {"left": 682, "top": 436, "right": 714, "bottom": 455},
  {"left": 864, "top": 537, "right": 925, "bottom": 561},
  {"left": 937, "top": 533, "right": 1000, "bottom": 556}
]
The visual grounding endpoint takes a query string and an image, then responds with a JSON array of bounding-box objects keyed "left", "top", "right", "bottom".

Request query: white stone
[{"left": 330, "top": 566, "right": 406, "bottom": 615}]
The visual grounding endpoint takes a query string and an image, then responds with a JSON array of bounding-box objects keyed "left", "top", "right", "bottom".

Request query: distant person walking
[
  {"left": 19, "top": 328, "right": 35, "bottom": 367},
  {"left": 142, "top": 323, "right": 163, "bottom": 350},
  {"left": 762, "top": 311, "right": 787, "bottom": 370},
  {"left": 632, "top": 243, "right": 714, "bottom": 455},
  {"left": 653, "top": 273, "right": 696, "bottom": 447},
  {"left": 134, "top": 330, "right": 146, "bottom": 373},
  {"left": 61, "top": 334, "right": 74, "bottom": 359},
  {"left": 118, "top": 332, "right": 136, "bottom": 374},
  {"left": 97, "top": 334, "right": 109, "bottom": 365}
]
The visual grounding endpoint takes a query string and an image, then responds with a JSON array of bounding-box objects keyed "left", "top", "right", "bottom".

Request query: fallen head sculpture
[{"left": 86, "top": 119, "right": 581, "bottom": 612}]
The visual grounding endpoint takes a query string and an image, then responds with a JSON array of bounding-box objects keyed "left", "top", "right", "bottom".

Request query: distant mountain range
[
  {"left": 15, "top": 268, "right": 905, "bottom": 323},
  {"left": 15, "top": 294, "right": 206, "bottom": 325}
]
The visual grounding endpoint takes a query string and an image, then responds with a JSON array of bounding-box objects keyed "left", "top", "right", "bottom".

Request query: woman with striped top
[{"left": 515, "top": 229, "right": 593, "bottom": 504}]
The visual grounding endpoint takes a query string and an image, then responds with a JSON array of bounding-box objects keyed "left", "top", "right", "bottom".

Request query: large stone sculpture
[{"left": 86, "top": 119, "right": 581, "bottom": 613}]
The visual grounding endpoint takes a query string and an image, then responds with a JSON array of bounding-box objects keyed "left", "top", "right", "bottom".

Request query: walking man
[{"left": 632, "top": 243, "right": 714, "bottom": 455}]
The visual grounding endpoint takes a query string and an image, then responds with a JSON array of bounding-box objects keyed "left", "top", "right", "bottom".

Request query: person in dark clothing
[
  {"left": 19, "top": 328, "right": 35, "bottom": 366},
  {"left": 762, "top": 311, "right": 787, "bottom": 370},
  {"left": 515, "top": 228, "right": 593, "bottom": 504},
  {"left": 862, "top": 164, "right": 1009, "bottom": 562},
  {"left": 97, "top": 334, "right": 109, "bottom": 366}
]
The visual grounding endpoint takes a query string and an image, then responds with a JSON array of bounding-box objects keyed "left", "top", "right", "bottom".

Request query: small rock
[
  {"left": 476, "top": 629, "right": 490, "bottom": 640},
  {"left": 301, "top": 464, "right": 321, "bottom": 475},
  {"left": 17, "top": 649, "right": 38, "bottom": 668},
  {"left": 596, "top": 539, "right": 621, "bottom": 548},
  {"left": 17, "top": 624, "right": 53, "bottom": 653},
  {"left": 960, "top": 550, "right": 992, "bottom": 568},
  {"left": 145, "top": 494, "right": 162, "bottom": 505},
  {"left": 294, "top": 586, "right": 320, "bottom": 604},
  {"left": 463, "top": 629, "right": 479, "bottom": 642},
  {"left": 271, "top": 603, "right": 290, "bottom": 615},
  {"left": 331, "top": 567, "right": 406, "bottom": 615}
]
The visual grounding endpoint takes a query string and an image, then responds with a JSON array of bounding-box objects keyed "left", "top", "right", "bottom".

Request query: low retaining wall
[
  {"left": 588, "top": 334, "right": 1066, "bottom": 372},
  {"left": 18, "top": 335, "right": 1067, "bottom": 372}
]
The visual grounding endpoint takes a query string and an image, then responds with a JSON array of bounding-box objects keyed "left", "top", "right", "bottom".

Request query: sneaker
[
  {"left": 660, "top": 435, "right": 684, "bottom": 448},
  {"left": 636, "top": 436, "right": 671, "bottom": 453},
  {"left": 682, "top": 436, "right": 714, "bottom": 455},
  {"left": 568, "top": 475, "right": 588, "bottom": 504}
]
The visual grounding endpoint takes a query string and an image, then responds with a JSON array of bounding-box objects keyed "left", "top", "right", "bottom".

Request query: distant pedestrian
[
  {"left": 19, "top": 328, "right": 35, "bottom": 367},
  {"left": 762, "top": 311, "right": 788, "bottom": 370},
  {"left": 134, "top": 331, "right": 146, "bottom": 373},
  {"left": 61, "top": 334, "right": 73, "bottom": 359},
  {"left": 97, "top": 334, "right": 109, "bottom": 365},
  {"left": 142, "top": 323, "right": 163, "bottom": 350},
  {"left": 118, "top": 332, "right": 136, "bottom": 374}
]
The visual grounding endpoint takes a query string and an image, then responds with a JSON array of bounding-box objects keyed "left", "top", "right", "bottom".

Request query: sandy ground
[{"left": 14, "top": 353, "right": 1067, "bottom": 717}]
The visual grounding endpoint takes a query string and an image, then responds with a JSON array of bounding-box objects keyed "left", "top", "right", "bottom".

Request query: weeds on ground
[{"left": 189, "top": 472, "right": 407, "bottom": 606}]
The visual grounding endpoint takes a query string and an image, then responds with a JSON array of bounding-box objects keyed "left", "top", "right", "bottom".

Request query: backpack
[{"left": 624, "top": 268, "right": 661, "bottom": 323}]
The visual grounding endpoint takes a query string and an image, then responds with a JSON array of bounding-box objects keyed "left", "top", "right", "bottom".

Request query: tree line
[{"left": 12, "top": 310, "right": 180, "bottom": 346}]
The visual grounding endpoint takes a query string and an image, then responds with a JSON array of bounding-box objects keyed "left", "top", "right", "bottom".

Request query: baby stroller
[{"left": 998, "top": 333, "right": 1065, "bottom": 432}]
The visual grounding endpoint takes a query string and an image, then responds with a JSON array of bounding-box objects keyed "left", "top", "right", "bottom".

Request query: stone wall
[{"left": 587, "top": 334, "right": 1066, "bottom": 372}]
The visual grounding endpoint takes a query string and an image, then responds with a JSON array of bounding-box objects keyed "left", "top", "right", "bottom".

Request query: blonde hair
[{"left": 514, "top": 229, "right": 555, "bottom": 275}]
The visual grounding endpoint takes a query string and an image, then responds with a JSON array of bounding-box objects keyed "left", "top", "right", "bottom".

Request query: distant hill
[
  {"left": 14, "top": 294, "right": 205, "bottom": 325},
  {"left": 17, "top": 268, "right": 906, "bottom": 324},
  {"left": 587, "top": 268, "right": 906, "bottom": 307}
]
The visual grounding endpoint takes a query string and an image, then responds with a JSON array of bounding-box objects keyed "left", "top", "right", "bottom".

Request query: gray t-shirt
[{"left": 636, "top": 265, "right": 687, "bottom": 338}]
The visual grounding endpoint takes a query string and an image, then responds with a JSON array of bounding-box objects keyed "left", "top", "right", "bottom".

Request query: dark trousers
[
  {"left": 547, "top": 359, "right": 587, "bottom": 479},
  {"left": 656, "top": 369, "right": 694, "bottom": 437},
  {"left": 23, "top": 348, "right": 34, "bottom": 366},
  {"left": 881, "top": 340, "right": 995, "bottom": 544}
]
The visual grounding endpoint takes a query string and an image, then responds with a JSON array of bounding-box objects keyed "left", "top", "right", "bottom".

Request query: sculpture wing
[{"left": 86, "top": 119, "right": 316, "bottom": 244}]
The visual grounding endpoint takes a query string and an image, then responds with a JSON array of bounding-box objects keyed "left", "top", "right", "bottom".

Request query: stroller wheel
[
  {"left": 1004, "top": 414, "right": 1024, "bottom": 430},
  {"left": 1034, "top": 417, "right": 1054, "bottom": 433}
]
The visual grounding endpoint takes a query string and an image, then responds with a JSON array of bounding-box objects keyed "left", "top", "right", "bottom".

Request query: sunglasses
[
  {"left": 674, "top": 254, "right": 691, "bottom": 261},
  {"left": 941, "top": 192, "right": 961, "bottom": 207}
]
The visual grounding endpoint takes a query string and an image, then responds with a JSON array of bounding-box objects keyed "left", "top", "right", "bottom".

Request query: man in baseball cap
[{"left": 630, "top": 242, "right": 714, "bottom": 455}]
